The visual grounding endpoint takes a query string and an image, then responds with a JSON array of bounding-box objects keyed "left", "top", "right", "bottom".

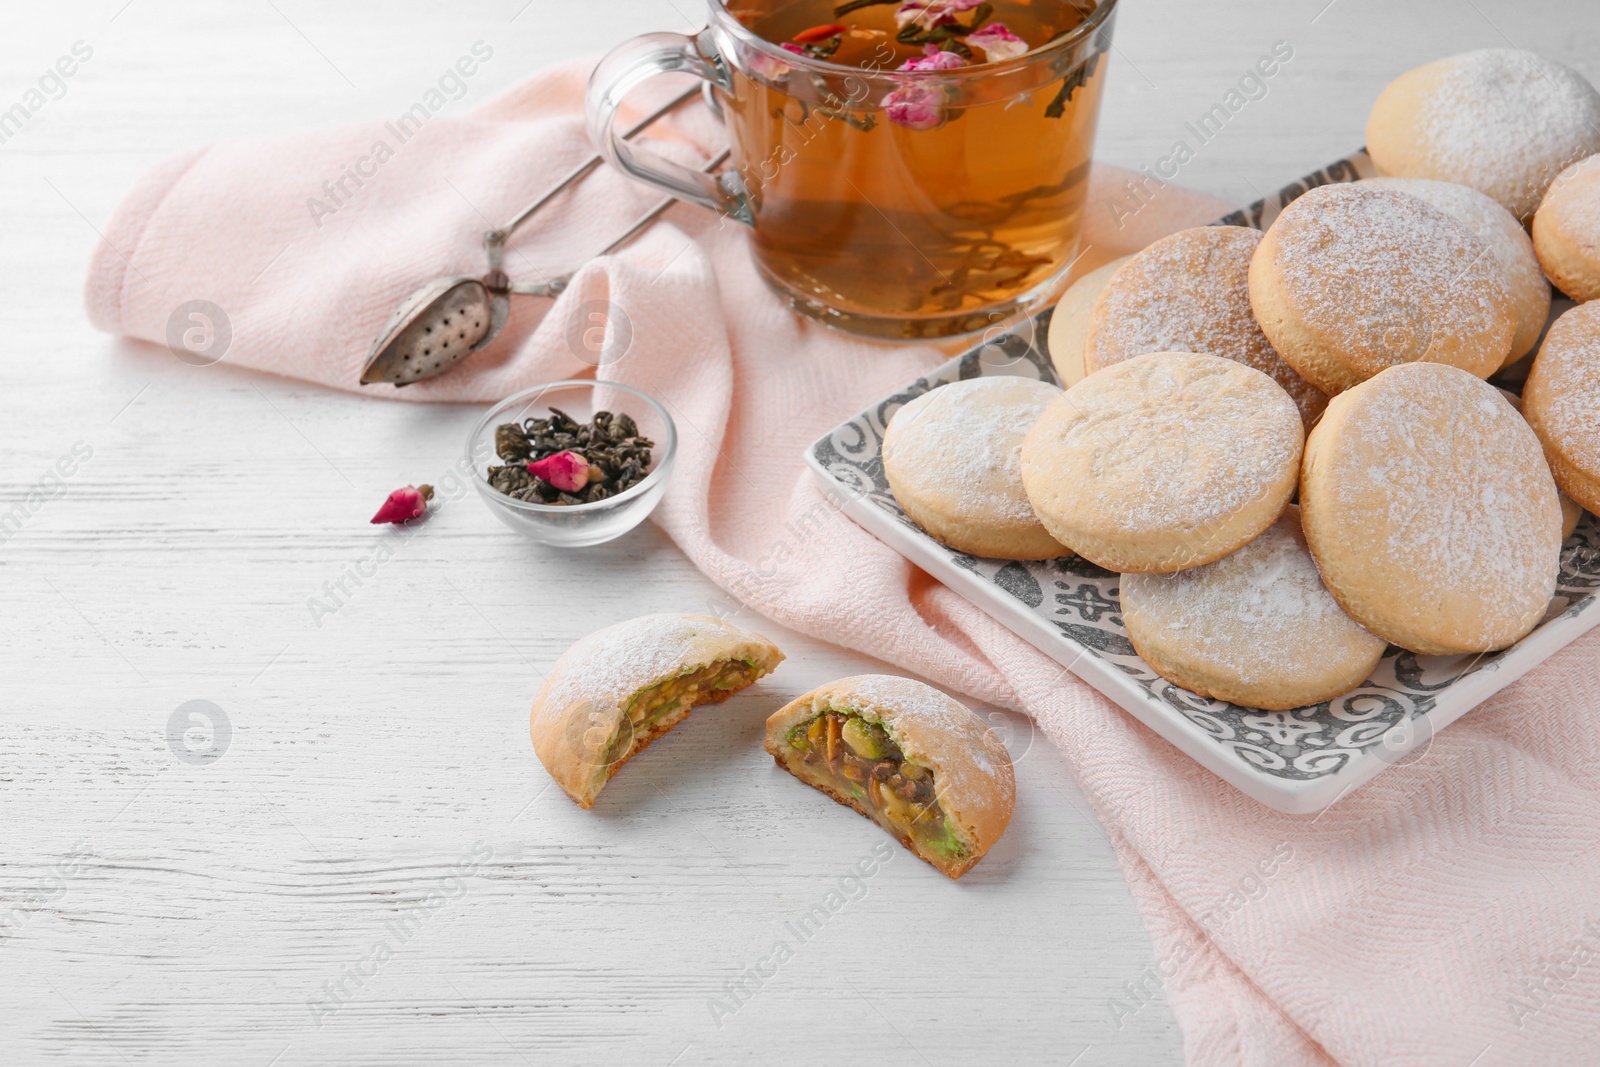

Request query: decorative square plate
[{"left": 806, "top": 150, "right": 1600, "bottom": 813}]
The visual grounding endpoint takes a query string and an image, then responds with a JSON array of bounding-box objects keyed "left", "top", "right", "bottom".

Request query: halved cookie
[
  {"left": 764, "top": 675, "right": 1014, "bottom": 880},
  {"left": 531, "top": 613, "right": 784, "bottom": 808}
]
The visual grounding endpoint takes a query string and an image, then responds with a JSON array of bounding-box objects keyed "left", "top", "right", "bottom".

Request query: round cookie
[
  {"left": 1249, "top": 183, "right": 1515, "bottom": 395},
  {"left": 1498, "top": 388, "right": 1585, "bottom": 540},
  {"left": 1365, "top": 176, "right": 1552, "bottom": 365},
  {"left": 1300, "top": 363, "right": 1563, "bottom": 656},
  {"left": 1562, "top": 488, "right": 1587, "bottom": 540},
  {"left": 883, "top": 376, "right": 1071, "bottom": 560},
  {"left": 1082, "top": 227, "right": 1327, "bottom": 426},
  {"left": 1047, "top": 256, "right": 1130, "bottom": 387},
  {"left": 1121, "top": 508, "right": 1386, "bottom": 711},
  {"left": 1523, "top": 301, "right": 1600, "bottom": 516},
  {"left": 1366, "top": 49, "right": 1600, "bottom": 221},
  {"left": 1020, "top": 352, "right": 1303, "bottom": 573},
  {"left": 1533, "top": 156, "right": 1600, "bottom": 303}
]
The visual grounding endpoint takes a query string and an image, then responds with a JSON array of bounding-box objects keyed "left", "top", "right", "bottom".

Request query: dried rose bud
[
  {"left": 895, "top": 0, "right": 983, "bottom": 31},
  {"left": 752, "top": 48, "right": 798, "bottom": 78},
  {"left": 898, "top": 44, "right": 968, "bottom": 72},
  {"left": 527, "top": 450, "right": 592, "bottom": 493},
  {"left": 967, "top": 23, "right": 1028, "bottom": 62},
  {"left": 885, "top": 82, "right": 947, "bottom": 130},
  {"left": 371, "top": 484, "right": 434, "bottom": 525}
]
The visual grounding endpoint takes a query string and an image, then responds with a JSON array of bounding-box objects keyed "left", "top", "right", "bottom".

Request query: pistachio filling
[
  {"left": 603, "top": 659, "right": 760, "bottom": 765},
  {"left": 786, "top": 710, "right": 966, "bottom": 859}
]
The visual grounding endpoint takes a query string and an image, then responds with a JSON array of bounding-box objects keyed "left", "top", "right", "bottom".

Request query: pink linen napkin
[{"left": 86, "top": 59, "right": 1600, "bottom": 1067}]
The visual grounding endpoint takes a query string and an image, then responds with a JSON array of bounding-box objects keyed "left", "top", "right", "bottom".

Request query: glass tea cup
[{"left": 586, "top": 0, "right": 1118, "bottom": 341}]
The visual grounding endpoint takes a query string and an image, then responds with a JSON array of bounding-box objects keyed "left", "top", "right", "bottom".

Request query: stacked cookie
[
  {"left": 1365, "top": 48, "right": 1600, "bottom": 526},
  {"left": 881, "top": 48, "right": 1600, "bottom": 713}
]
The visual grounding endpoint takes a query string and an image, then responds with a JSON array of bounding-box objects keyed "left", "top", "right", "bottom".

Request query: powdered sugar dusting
[
  {"left": 533, "top": 614, "right": 767, "bottom": 729},
  {"left": 1321, "top": 364, "right": 1561, "bottom": 648},
  {"left": 1271, "top": 184, "right": 1512, "bottom": 377},
  {"left": 1033, "top": 353, "right": 1302, "bottom": 533},
  {"left": 1530, "top": 303, "right": 1600, "bottom": 469},
  {"left": 1410, "top": 49, "right": 1600, "bottom": 218},
  {"left": 1088, "top": 226, "right": 1326, "bottom": 423},
  {"left": 1123, "top": 514, "right": 1383, "bottom": 689},
  {"left": 884, "top": 376, "right": 1061, "bottom": 528},
  {"left": 1543, "top": 157, "right": 1600, "bottom": 241},
  {"left": 1364, "top": 176, "right": 1549, "bottom": 351}
]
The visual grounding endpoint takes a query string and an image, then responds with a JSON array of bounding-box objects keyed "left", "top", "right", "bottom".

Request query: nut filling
[
  {"left": 785, "top": 710, "right": 967, "bottom": 860},
  {"left": 602, "top": 659, "right": 760, "bottom": 767}
]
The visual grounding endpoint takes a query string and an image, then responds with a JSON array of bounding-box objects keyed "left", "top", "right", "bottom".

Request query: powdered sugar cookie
[
  {"left": 1047, "top": 256, "right": 1130, "bottom": 387},
  {"left": 1523, "top": 302, "right": 1600, "bottom": 516},
  {"left": 1020, "top": 352, "right": 1303, "bottom": 573},
  {"left": 765, "top": 675, "right": 1013, "bottom": 880},
  {"left": 1562, "top": 486, "right": 1587, "bottom": 539},
  {"left": 1121, "top": 509, "right": 1386, "bottom": 711},
  {"left": 1366, "top": 49, "right": 1600, "bottom": 221},
  {"left": 1366, "top": 176, "right": 1552, "bottom": 365},
  {"left": 530, "top": 614, "right": 785, "bottom": 808},
  {"left": 1249, "top": 184, "right": 1515, "bottom": 394},
  {"left": 1084, "top": 227, "right": 1327, "bottom": 426},
  {"left": 883, "top": 376, "right": 1071, "bottom": 560},
  {"left": 1498, "top": 388, "right": 1586, "bottom": 540},
  {"left": 1533, "top": 156, "right": 1600, "bottom": 303},
  {"left": 1300, "top": 363, "right": 1563, "bottom": 655}
]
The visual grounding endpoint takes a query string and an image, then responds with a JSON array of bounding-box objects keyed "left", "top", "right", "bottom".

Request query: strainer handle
[{"left": 585, "top": 31, "right": 752, "bottom": 225}]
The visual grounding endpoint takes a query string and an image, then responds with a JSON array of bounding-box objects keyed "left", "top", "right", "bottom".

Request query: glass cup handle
[{"left": 585, "top": 32, "right": 750, "bottom": 223}]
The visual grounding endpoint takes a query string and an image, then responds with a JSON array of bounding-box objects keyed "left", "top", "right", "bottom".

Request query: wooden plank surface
[{"left": 2, "top": 0, "right": 1594, "bottom": 1063}]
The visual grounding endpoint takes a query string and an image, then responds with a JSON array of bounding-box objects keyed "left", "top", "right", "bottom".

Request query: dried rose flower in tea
[
  {"left": 744, "top": 0, "right": 1084, "bottom": 70},
  {"left": 487, "top": 408, "right": 654, "bottom": 506},
  {"left": 721, "top": 0, "right": 1107, "bottom": 334}
]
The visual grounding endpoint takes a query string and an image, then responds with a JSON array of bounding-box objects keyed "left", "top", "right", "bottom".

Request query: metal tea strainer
[{"left": 360, "top": 86, "right": 728, "bottom": 387}]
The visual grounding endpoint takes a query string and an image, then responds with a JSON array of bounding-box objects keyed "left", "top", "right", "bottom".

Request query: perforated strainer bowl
[{"left": 466, "top": 380, "right": 677, "bottom": 547}]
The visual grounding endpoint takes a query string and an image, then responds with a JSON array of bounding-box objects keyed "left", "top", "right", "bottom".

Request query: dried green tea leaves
[{"left": 487, "top": 408, "right": 654, "bottom": 506}]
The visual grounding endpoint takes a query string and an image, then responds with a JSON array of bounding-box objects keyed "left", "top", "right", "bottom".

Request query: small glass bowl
[{"left": 466, "top": 380, "right": 677, "bottom": 547}]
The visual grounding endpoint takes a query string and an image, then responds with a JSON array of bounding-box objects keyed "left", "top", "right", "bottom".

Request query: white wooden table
[{"left": 3, "top": 1, "right": 1593, "bottom": 1063}]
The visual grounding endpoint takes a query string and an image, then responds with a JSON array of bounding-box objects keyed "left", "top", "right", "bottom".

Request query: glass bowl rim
[
  {"left": 708, "top": 0, "right": 1119, "bottom": 79},
  {"left": 465, "top": 379, "right": 679, "bottom": 515}
]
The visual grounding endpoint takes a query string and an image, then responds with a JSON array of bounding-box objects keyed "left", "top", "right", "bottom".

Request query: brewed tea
[{"left": 725, "top": 0, "right": 1109, "bottom": 336}]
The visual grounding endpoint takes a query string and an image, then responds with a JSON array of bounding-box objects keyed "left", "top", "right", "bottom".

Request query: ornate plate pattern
[{"left": 806, "top": 151, "right": 1600, "bottom": 812}]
